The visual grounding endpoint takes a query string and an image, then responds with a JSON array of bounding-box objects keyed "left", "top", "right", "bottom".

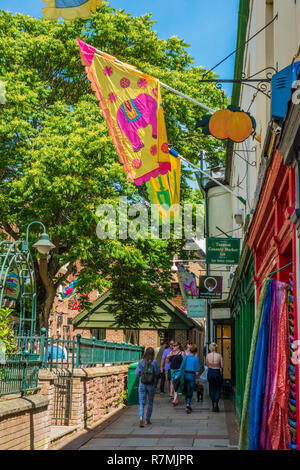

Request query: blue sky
[{"left": 0, "top": 0, "right": 239, "bottom": 97}]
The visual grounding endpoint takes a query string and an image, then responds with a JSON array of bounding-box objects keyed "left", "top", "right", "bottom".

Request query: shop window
[
  {"left": 91, "top": 328, "right": 106, "bottom": 340},
  {"left": 124, "top": 329, "right": 139, "bottom": 345},
  {"left": 216, "top": 324, "right": 232, "bottom": 381}
]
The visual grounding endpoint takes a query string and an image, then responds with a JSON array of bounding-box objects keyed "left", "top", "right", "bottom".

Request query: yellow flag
[
  {"left": 42, "top": 0, "right": 102, "bottom": 21},
  {"left": 146, "top": 155, "right": 181, "bottom": 218},
  {"left": 77, "top": 39, "right": 171, "bottom": 186}
]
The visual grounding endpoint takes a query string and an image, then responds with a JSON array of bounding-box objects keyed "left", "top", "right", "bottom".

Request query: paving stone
[
  {"left": 156, "top": 438, "right": 194, "bottom": 447},
  {"left": 70, "top": 396, "right": 239, "bottom": 451},
  {"left": 193, "top": 438, "right": 229, "bottom": 449},
  {"left": 119, "top": 438, "right": 160, "bottom": 447},
  {"left": 80, "top": 438, "right": 122, "bottom": 449}
]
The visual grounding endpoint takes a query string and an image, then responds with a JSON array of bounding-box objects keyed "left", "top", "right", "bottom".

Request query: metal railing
[
  {"left": 0, "top": 351, "right": 41, "bottom": 397},
  {"left": 0, "top": 331, "right": 143, "bottom": 399},
  {"left": 77, "top": 336, "right": 143, "bottom": 367}
]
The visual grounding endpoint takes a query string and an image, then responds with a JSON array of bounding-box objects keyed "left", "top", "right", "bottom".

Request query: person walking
[
  {"left": 161, "top": 340, "right": 174, "bottom": 397},
  {"left": 176, "top": 344, "right": 200, "bottom": 414},
  {"left": 183, "top": 340, "right": 192, "bottom": 356},
  {"left": 155, "top": 340, "right": 167, "bottom": 393},
  {"left": 135, "top": 347, "right": 160, "bottom": 427},
  {"left": 206, "top": 342, "right": 223, "bottom": 412},
  {"left": 167, "top": 342, "right": 184, "bottom": 406}
]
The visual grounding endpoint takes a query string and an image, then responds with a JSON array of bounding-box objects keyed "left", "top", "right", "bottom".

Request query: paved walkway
[{"left": 74, "top": 391, "right": 239, "bottom": 451}]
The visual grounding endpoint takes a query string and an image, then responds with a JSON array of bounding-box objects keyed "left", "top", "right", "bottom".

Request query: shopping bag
[{"left": 199, "top": 366, "right": 208, "bottom": 383}]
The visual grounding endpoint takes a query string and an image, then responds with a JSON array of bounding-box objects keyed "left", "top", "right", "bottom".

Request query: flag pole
[
  {"left": 169, "top": 149, "right": 247, "bottom": 206},
  {"left": 94, "top": 47, "right": 216, "bottom": 114}
]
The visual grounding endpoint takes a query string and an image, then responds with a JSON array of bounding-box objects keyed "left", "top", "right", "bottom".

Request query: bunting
[
  {"left": 42, "top": 0, "right": 103, "bottom": 21},
  {"left": 77, "top": 39, "right": 171, "bottom": 186}
]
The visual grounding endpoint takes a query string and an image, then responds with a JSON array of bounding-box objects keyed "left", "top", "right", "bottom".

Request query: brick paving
[{"left": 72, "top": 391, "right": 239, "bottom": 451}]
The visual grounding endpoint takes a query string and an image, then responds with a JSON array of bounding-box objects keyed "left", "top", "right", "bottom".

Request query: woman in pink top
[{"left": 206, "top": 343, "right": 223, "bottom": 412}]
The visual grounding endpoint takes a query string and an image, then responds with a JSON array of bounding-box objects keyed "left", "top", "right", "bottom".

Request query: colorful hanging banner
[
  {"left": 77, "top": 39, "right": 171, "bottom": 186},
  {"left": 59, "top": 279, "right": 78, "bottom": 300},
  {"left": 146, "top": 154, "right": 181, "bottom": 218},
  {"left": 42, "top": 0, "right": 103, "bottom": 21},
  {"left": 4, "top": 271, "right": 21, "bottom": 301},
  {"left": 177, "top": 264, "right": 198, "bottom": 307}
]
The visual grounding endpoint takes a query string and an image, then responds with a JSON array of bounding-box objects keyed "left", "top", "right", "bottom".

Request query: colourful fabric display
[
  {"left": 249, "top": 281, "right": 274, "bottom": 450},
  {"left": 177, "top": 264, "right": 198, "bottom": 307},
  {"left": 238, "top": 279, "right": 268, "bottom": 450},
  {"left": 146, "top": 154, "right": 181, "bottom": 219},
  {"left": 77, "top": 39, "right": 171, "bottom": 186},
  {"left": 286, "top": 276, "right": 298, "bottom": 449},
  {"left": 268, "top": 289, "right": 290, "bottom": 450},
  {"left": 4, "top": 270, "right": 21, "bottom": 301},
  {"left": 260, "top": 281, "right": 285, "bottom": 450},
  {"left": 42, "top": 0, "right": 102, "bottom": 21},
  {"left": 59, "top": 279, "right": 78, "bottom": 299}
]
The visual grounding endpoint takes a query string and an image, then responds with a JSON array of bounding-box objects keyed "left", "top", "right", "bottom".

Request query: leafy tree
[
  {"left": 0, "top": 5, "right": 225, "bottom": 329},
  {"left": 0, "top": 308, "right": 17, "bottom": 352}
]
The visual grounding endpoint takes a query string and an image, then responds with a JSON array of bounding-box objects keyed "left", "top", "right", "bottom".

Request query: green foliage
[
  {"left": 0, "top": 6, "right": 225, "bottom": 328},
  {"left": 117, "top": 390, "right": 128, "bottom": 405},
  {"left": 0, "top": 308, "right": 17, "bottom": 353}
]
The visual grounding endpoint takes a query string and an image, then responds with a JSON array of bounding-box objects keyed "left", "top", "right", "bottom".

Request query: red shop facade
[{"left": 247, "top": 123, "right": 299, "bottom": 448}]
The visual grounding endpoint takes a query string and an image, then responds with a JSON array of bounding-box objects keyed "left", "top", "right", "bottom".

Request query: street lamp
[
  {"left": 0, "top": 221, "right": 55, "bottom": 337},
  {"left": 22, "top": 221, "right": 55, "bottom": 255}
]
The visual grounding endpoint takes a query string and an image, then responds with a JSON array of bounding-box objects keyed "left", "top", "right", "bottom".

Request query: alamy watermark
[
  {"left": 291, "top": 340, "right": 300, "bottom": 366},
  {"left": 0, "top": 81, "right": 6, "bottom": 105},
  {"left": 291, "top": 80, "right": 300, "bottom": 105},
  {"left": 0, "top": 341, "right": 6, "bottom": 365},
  {"left": 96, "top": 197, "right": 204, "bottom": 240}
]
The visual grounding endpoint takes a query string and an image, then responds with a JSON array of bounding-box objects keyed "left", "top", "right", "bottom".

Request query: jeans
[
  {"left": 138, "top": 383, "right": 156, "bottom": 421},
  {"left": 184, "top": 372, "right": 196, "bottom": 406},
  {"left": 207, "top": 368, "right": 222, "bottom": 404}
]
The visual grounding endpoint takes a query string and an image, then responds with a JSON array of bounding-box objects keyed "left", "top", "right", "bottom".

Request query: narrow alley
[{"left": 58, "top": 392, "right": 239, "bottom": 451}]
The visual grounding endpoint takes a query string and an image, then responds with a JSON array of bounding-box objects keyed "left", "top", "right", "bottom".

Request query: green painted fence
[
  {"left": 0, "top": 330, "right": 143, "bottom": 403},
  {"left": 0, "top": 351, "right": 41, "bottom": 397}
]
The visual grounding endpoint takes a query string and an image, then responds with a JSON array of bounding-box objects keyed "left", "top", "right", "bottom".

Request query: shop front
[
  {"left": 229, "top": 243, "right": 255, "bottom": 419},
  {"left": 239, "top": 127, "right": 299, "bottom": 449}
]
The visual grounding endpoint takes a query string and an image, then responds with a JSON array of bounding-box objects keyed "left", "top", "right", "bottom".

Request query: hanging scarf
[
  {"left": 238, "top": 279, "right": 269, "bottom": 449},
  {"left": 249, "top": 281, "right": 274, "bottom": 450},
  {"left": 259, "top": 281, "right": 285, "bottom": 449},
  {"left": 268, "top": 289, "right": 290, "bottom": 450}
]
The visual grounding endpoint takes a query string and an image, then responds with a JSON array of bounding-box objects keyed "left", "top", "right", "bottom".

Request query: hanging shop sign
[
  {"left": 186, "top": 299, "right": 206, "bottom": 318},
  {"left": 206, "top": 238, "right": 240, "bottom": 265},
  {"left": 196, "top": 105, "right": 256, "bottom": 143},
  {"left": 199, "top": 275, "right": 223, "bottom": 299}
]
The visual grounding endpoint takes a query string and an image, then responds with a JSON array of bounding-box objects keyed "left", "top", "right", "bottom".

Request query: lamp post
[{"left": 0, "top": 221, "right": 55, "bottom": 337}]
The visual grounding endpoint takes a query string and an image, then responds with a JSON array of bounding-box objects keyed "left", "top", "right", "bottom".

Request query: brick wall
[
  {"left": 139, "top": 330, "right": 158, "bottom": 349},
  {"left": 0, "top": 396, "right": 50, "bottom": 450},
  {"left": 175, "top": 329, "right": 189, "bottom": 345},
  {"left": 68, "top": 366, "right": 128, "bottom": 429},
  {"left": 106, "top": 329, "right": 124, "bottom": 343}
]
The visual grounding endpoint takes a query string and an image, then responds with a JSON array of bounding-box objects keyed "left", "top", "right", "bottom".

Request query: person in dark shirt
[{"left": 167, "top": 342, "right": 184, "bottom": 406}]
